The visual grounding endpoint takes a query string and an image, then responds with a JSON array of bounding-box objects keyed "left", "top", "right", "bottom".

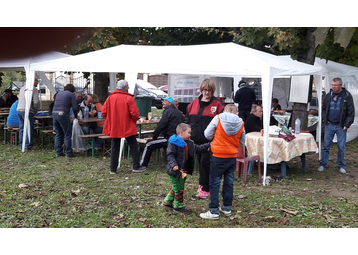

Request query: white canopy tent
[
  {"left": 31, "top": 43, "right": 323, "bottom": 184},
  {"left": 279, "top": 55, "right": 358, "bottom": 143},
  {"left": 0, "top": 51, "right": 71, "bottom": 151}
]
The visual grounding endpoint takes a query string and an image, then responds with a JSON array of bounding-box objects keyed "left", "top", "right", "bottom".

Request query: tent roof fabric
[
  {"left": 31, "top": 43, "right": 322, "bottom": 77},
  {"left": 0, "top": 51, "right": 70, "bottom": 72}
]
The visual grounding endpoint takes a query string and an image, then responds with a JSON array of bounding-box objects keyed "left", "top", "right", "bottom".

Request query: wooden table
[
  {"left": 78, "top": 117, "right": 105, "bottom": 134},
  {"left": 0, "top": 108, "right": 10, "bottom": 112},
  {"left": 136, "top": 119, "right": 159, "bottom": 138},
  {"left": 245, "top": 132, "right": 318, "bottom": 177}
]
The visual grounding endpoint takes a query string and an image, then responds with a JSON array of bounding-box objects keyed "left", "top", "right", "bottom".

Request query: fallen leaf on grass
[
  {"left": 306, "top": 178, "right": 313, "bottom": 181},
  {"left": 18, "top": 183, "right": 28, "bottom": 188},
  {"left": 281, "top": 208, "right": 298, "bottom": 215},
  {"left": 139, "top": 217, "right": 147, "bottom": 222},
  {"left": 71, "top": 189, "right": 80, "bottom": 196},
  {"left": 30, "top": 202, "right": 41, "bottom": 207},
  {"left": 238, "top": 195, "right": 247, "bottom": 199},
  {"left": 277, "top": 219, "right": 289, "bottom": 225}
]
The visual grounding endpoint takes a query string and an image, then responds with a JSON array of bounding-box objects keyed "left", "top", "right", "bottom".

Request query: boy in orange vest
[{"left": 200, "top": 104, "right": 245, "bottom": 219}]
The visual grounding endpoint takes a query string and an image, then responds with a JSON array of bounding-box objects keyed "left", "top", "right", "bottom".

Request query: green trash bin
[{"left": 135, "top": 95, "right": 153, "bottom": 117}]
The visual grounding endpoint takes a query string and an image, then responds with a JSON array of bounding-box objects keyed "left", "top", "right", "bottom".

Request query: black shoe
[
  {"left": 173, "top": 207, "right": 190, "bottom": 213},
  {"left": 132, "top": 166, "right": 146, "bottom": 173},
  {"left": 66, "top": 154, "right": 77, "bottom": 158}
]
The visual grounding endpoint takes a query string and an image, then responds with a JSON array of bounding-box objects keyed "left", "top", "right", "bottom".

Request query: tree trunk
[
  {"left": 291, "top": 28, "right": 317, "bottom": 131},
  {"left": 93, "top": 73, "right": 109, "bottom": 104}
]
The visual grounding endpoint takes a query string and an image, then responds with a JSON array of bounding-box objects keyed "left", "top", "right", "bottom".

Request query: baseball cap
[
  {"left": 162, "top": 97, "right": 174, "bottom": 105},
  {"left": 238, "top": 80, "right": 246, "bottom": 87}
]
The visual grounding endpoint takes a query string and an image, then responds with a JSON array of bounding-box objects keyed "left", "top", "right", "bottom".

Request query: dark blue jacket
[
  {"left": 322, "top": 88, "right": 355, "bottom": 128},
  {"left": 166, "top": 135, "right": 210, "bottom": 179}
]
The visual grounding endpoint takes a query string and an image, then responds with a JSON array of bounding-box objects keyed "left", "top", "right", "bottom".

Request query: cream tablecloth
[{"left": 245, "top": 132, "right": 318, "bottom": 164}]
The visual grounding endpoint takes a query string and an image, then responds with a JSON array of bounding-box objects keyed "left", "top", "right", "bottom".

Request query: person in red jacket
[
  {"left": 102, "top": 80, "right": 146, "bottom": 174},
  {"left": 185, "top": 78, "right": 225, "bottom": 199}
]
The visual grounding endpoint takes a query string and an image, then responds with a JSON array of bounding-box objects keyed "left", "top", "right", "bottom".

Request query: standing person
[
  {"left": 52, "top": 84, "right": 78, "bottom": 157},
  {"left": 244, "top": 104, "right": 263, "bottom": 133},
  {"left": 17, "top": 77, "right": 40, "bottom": 150},
  {"left": 318, "top": 77, "right": 355, "bottom": 174},
  {"left": 185, "top": 78, "right": 225, "bottom": 199},
  {"left": 163, "top": 123, "right": 210, "bottom": 213},
  {"left": 140, "top": 96, "right": 182, "bottom": 169},
  {"left": 200, "top": 104, "right": 245, "bottom": 219},
  {"left": 234, "top": 80, "right": 256, "bottom": 121},
  {"left": 102, "top": 80, "right": 146, "bottom": 174},
  {"left": 3, "top": 89, "right": 18, "bottom": 107}
]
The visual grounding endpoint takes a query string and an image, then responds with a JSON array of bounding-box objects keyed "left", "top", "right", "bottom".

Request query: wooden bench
[
  {"left": 98, "top": 135, "right": 112, "bottom": 157},
  {"left": 41, "top": 129, "right": 56, "bottom": 149},
  {"left": 3, "top": 127, "right": 19, "bottom": 145},
  {"left": 78, "top": 133, "right": 105, "bottom": 157}
]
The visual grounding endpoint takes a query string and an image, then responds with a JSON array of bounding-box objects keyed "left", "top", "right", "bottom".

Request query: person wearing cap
[
  {"left": 140, "top": 96, "right": 183, "bottom": 169},
  {"left": 102, "top": 79, "right": 146, "bottom": 174},
  {"left": 234, "top": 80, "right": 256, "bottom": 122},
  {"left": 3, "top": 89, "right": 18, "bottom": 107}
]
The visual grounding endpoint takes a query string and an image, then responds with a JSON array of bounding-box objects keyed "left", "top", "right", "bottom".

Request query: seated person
[
  {"left": 271, "top": 98, "right": 281, "bottom": 111},
  {"left": 6, "top": 98, "right": 19, "bottom": 128},
  {"left": 3, "top": 89, "right": 18, "bottom": 107},
  {"left": 244, "top": 104, "right": 263, "bottom": 133},
  {"left": 77, "top": 94, "right": 102, "bottom": 149},
  {"left": 140, "top": 97, "right": 183, "bottom": 169}
]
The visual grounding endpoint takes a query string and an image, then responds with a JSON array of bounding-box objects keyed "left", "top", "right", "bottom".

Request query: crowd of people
[{"left": 1, "top": 76, "right": 354, "bottom": 219}]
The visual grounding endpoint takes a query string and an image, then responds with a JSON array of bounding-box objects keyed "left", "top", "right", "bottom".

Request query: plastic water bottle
[
  {"left": 84, "top": 106, "right": 89, "bottom": 119},
  {"left": 295, "top": 117, "right": 301, "bottom": 134}
]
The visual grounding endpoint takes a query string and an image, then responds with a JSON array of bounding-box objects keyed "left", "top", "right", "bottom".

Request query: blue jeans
[
  {"left": 321, "top": 123, "right": 347, "bottom": 169},
  {"left": 17, "top": 111, "right": 34, "bottom": 149},
  {"left": 53, "top": 112, "right": 74, "bottom": 156},
  {"left": 209, "top": 156, "right": 236, "bottom": 214}
]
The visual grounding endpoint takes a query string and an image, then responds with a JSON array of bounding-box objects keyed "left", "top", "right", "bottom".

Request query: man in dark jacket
[
  {"left": 3, "top": 89, "right": 18, "bottom": 107},
  {"left": 234, "top": 80, "right": 256, "bottom": 121},
  {"left": 318, "top": 77, "right": 355, "bottom": 174},
  {"left": 140, "top": 97, "right": 183, "bottom": 169}
]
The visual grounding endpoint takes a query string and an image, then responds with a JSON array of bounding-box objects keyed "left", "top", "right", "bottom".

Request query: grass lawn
[{"left": 1, "top": 112, "right": 357, "bottom": 252}]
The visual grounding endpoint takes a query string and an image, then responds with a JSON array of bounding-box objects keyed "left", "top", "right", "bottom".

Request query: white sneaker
[
  {"left": 317, "top": 166, "right": 324, "bottom": 172},
  {"left": 219, "top": 208, "right": 232, "bottom": 216},
  {"left": 200, "top": 210, "right": 219, "bottom": 220},
  {"left": 339, "top": 168, "right": 346, "bottom": 174}
]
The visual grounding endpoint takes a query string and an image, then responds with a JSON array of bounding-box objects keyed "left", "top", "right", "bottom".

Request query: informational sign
[{"left": 289, "top": 75, "right": 310, "bottom": 103}]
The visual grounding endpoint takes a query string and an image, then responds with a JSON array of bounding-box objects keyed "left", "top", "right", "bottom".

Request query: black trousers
[
  {"left": 110, "top": 135, "right": 140, "bottom": 172},
  {"left": 140, "top": 138, "right": 167, "bottom": 167},
  {"left": 198, "top": 150, "right": 212, "bottom": 192}
]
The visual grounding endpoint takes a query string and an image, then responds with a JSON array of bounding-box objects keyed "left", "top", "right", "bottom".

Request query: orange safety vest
[{"left": 211, "top": 116, "right": 244, "bottom": 158}]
